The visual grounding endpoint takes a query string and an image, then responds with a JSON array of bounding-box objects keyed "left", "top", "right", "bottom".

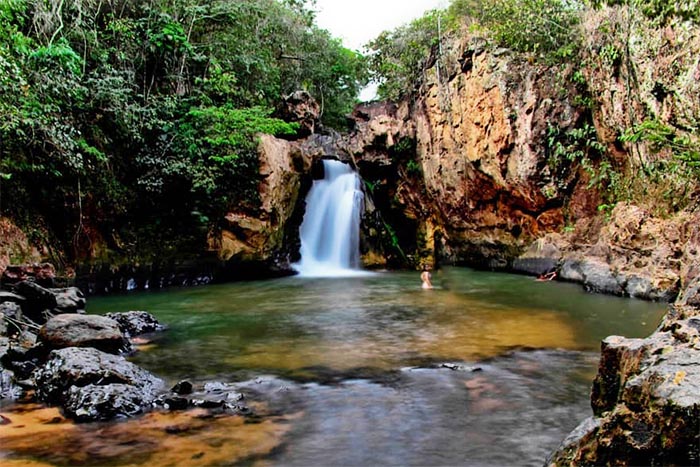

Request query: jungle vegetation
[
  {"left": 0, "top": 0, "right": 697, "bottom": 266},
  {"left": 0, "top": 0, "right": 366, "bottom": 262},
  {"left": 366, "top": 0, "right": 699, "bottom": 214}
]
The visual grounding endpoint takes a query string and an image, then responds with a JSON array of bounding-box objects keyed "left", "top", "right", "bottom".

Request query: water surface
[{"left": 0, "top": 268, "right": 665, "bottom": 466}]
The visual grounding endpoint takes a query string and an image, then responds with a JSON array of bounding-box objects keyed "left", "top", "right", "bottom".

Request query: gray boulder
[
  {"left": 64, "top": 383, "right": 153, "bottom": 421},
  {"left": 547, "top": 305, "right": 700, "bottom": 466},
  {"left": 105, "top": 311, "right": 163, "bottom": 337},
  {"left": 38, "top": 314, "right": 129, "bottom": 354},
  {"left": 560, "top": 259, "right": 625, "bottom": 295},
  {"left": 49, "top": 287, "right": 86, "bottom": 314},
  {"left": 35, "top": 347, "right": 164, "bottom": 420}
]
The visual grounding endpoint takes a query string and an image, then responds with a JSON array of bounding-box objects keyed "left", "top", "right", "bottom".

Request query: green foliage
[
  {"left": 478, "top": 0, "right": 582, "bottom": 60},
  {"left": 619, "top": 119, "right": 699, "bottom": 211},
  {"left": 547, "top": 122, "right": 623, "bottom": 206},
  {"left": 406, "top": 159, "right": 422, "bottom": 175},
  {"left": 0, "top": 0, "right": 368, "bottom": 261},
  {"left": 367, "top": 0, "right": 583, "bottom": 100},
  {"left": 621, "top": 119, "right": 700, "bottom": 171},
  {"left": 599, "top": 43, "right": 621, "bottom": 67},
  {"left": 366, "top": 9, "right": 441, "bottom": 101},
  {"left": 586, "top": 0, "right": 700, "bottom": 25}
]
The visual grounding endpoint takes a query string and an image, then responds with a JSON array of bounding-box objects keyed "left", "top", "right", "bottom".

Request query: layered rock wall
[{"left": 344, "top": 36, "right": 589, "bottom": 269}]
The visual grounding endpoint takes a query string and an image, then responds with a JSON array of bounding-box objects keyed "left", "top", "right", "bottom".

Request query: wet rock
[
  {"left": 38, "top": 314, "right": 130, "bottom": 354},
  {"left": 0, "top": 366, "right": 23, "bottom": 400},
  {"left": 49, "top": 287, "right": 86, "bottom": 314},
  {"left": 160, "top": 395, "right": 190, "bottom": 411},
  {"left": 0, "top": 337, "right": 24, "bottom": 400},
  {"left": 0, "top": 302, "right": 23, "bottom": 336},
  {"left": 1, "top": 328, "right": 41, "bottom": 382},
  {"left": 1, "top": 263, "right": 55, "bottom": 287},
  {"left": 560, "top": 259, "right": 625, "bottom": 296},
  {"left": 35, "top": 347, "right": 163, "bottom": 410},
  {"left": 512, "top": 257, "right": 558, "bottom": 276},
  {"left": 105, "top": 310, "right": 163, "bottom": 337},
  {"left": 548, "top": 305, "right": 700, "bottom": 466},
  {"left": 64, "top": 383, "right": 154, "bottom": 422},
  {"left": 13, "top": 281, "right": 57, "bottom": 323},
  {"left": 153, "top": 380, "right": 248, "bottom": 413},
  {"left": 172, "top": 380, "right": 194, "bottom": 395}
]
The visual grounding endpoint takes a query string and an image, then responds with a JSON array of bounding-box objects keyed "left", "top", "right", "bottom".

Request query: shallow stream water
[{"left": 0, "top": 268, "right": 665, "bottom": 466}]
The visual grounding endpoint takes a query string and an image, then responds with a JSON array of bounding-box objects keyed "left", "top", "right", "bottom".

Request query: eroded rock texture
[
  {"left": 35, "top": 347, "right": 164, "bottom": 421},
  {"left": 548, "top": 306, "right": 700, "bottom": 466},
  {"left": 345, "top": 37, "right": 586, "bottom": 269}
]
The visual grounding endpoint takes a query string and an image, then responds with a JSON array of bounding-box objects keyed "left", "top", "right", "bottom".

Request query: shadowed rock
[
  {"left": 49, "top": 287, "right": 86, "bottom": 314},
  {"left": 13, "top": 281, "right": 57, "bottom": 323},
  {"left": 547, "top": 305, "right": 700, "bottom": 466}
]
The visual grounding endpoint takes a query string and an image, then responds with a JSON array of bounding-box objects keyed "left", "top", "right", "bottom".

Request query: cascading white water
[{"left": 294, "top": 159, "right": 365, "bottom": 277}]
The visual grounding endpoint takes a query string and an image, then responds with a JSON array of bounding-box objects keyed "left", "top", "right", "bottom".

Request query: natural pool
[{"left": 0, "top": 267, "right": 666, "bottom": 466}]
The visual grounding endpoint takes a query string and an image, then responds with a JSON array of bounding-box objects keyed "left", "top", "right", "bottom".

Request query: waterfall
[{"left": 294, "top": 159, "right": 366, "bottom": 277}]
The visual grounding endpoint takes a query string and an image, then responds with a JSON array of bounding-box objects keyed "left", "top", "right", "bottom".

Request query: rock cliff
[{"left": 547, "top": 304, "right": 700, "bottom": 466}]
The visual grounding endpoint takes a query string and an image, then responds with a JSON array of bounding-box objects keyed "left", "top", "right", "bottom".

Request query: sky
[
  {"left": 313, "top": 0, "right": 448, "bottom": 52},
  {"left": 313, "top": 0, "right": 448, "bottom": 100}
]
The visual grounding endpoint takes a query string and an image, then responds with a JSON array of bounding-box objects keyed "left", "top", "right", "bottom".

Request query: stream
[{"left": 0, "top": 267, "right": 666, "bottom": 466}]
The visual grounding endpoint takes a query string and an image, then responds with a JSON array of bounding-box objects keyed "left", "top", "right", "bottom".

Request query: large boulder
[
  {"left": 13, "top": 280, "right": 57, "bottom": 323},
  {"left": 35, "top": 347, "right": 164, "bottom": 420},
  {"left": 560, "top": 258, "right": 625, "bottom": 296},
  {"left": 547, "top": 305, "right": 700, "bottom": 466},
  {"left": 38, "top": 314, "right": 129, "bottom": 354},
  {"left": 105, "top": 310, "right": 163, "bottom": 337},
  {"left": 64, "top": 383, "right": 154, "bottom": 421},
  {"left": 49, "top": 287, "right": 86, "bottom": 314}
]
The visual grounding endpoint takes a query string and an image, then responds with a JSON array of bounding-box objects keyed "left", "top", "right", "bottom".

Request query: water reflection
[
  {"left": 91, "top": 268, "right": 663, "bottom": 380},
  {"left": 0, "top": 267, "right": 667, "bottom": 466}
]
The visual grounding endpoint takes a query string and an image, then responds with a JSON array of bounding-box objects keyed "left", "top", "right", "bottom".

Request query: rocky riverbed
[
  {"left": 1, "top": 263, "right": 698, "bottom": 465},
  {"left": 0, "top": 264, "right": 257, "bottom": 423}
]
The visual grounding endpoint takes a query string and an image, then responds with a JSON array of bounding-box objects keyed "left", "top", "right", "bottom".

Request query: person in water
[
  {"left": 536, "top": 268, "right": 557, "bottom": 281},
  {"left": 421, "top": 267, "right": 434, "bottom": 289}
]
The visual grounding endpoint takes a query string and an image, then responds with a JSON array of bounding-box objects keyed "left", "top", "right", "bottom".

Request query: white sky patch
[
  {"left": 313, "top": 0, "right": 449, "bottom": 52},
  {"left": 313, "top": 0, "right": 448, "bottom": 101}
]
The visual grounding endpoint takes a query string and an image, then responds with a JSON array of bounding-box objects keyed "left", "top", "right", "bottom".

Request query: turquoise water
[{"left": 1, "top": 268, "right": 666, "bottom": 466}]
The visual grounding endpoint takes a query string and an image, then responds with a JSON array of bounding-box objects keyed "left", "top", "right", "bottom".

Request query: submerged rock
[
  {"left": 105, "top": 310, "right": 163, "bottom": 337},
  {"left": 35, "top": 347, "right": 164, "bottom": 421},
  {"left": 38, "top": 314, "right": 130, "bottom": 354}
]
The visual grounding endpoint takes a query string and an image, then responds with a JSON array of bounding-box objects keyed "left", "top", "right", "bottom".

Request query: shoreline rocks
[
  {"left": 35, "top": 347, "right": 164, "bottom": 420},
  {"left": 38, "top": 314, "right": 130, "bottom": 355},
  {"left": 0, "top": 281, "right": 171, "bottom": 422},
  {"left": 547, "top": 305, "right": 700, "bottom": 466},
  {"left": 513, "top": 203, "right": 695, "bottom": 302}
]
